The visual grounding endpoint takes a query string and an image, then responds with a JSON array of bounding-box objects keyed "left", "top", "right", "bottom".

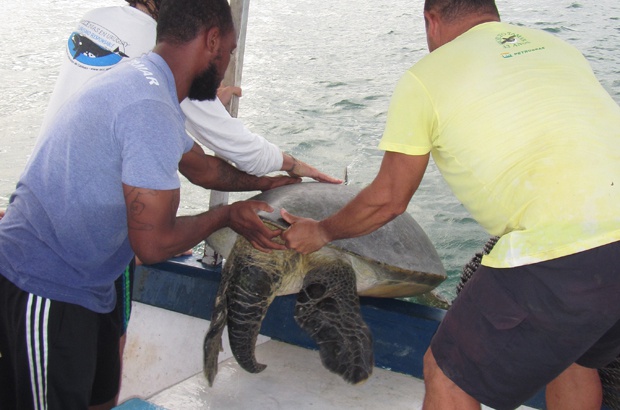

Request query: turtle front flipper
[
  {"left": 226, "top": 237, "right": 284, "bottom": 374},
  {"left": 203, "top": 252, "right": 234, "bottom": 387},
  {"left": 294, "top": 258, "right": 374, "bottom": 384}
]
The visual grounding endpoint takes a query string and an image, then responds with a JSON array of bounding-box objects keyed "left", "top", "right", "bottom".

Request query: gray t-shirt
[{"left": 0, "top": 52, "right": 193, "bottom": 313}]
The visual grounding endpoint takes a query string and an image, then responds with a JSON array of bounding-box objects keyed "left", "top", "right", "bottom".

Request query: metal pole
[
  {"left": 224, "top": 0, "right": 250, "bottom": 118},
  {"left": 203, "top": 0, "right": 250, "bottom": 265},
  {"left": 207, "top": 0, "right": 250, "bottom": 211}
]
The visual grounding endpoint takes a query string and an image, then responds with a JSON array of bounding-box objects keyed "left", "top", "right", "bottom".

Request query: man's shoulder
[
  {"left": 101, "top": 54, "right": 166, "bottom": 89},
  {"left": 79, "top": 5, "right": 127, "bottom": 23},
  {"left": 81, "top": 5, "right": 139, "bottom": 20},
  {"left": 68, "top": 58, "right": 166, "bottom": 120}
]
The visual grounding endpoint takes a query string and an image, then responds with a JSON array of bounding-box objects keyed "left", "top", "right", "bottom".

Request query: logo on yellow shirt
[{"left": 496, "top": 32, "right": 530, "bottom": 49}]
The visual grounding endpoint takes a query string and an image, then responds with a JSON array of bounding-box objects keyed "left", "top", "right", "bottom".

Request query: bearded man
[{"left": 0, "top": 0, "right": 296, "bottom": 408}]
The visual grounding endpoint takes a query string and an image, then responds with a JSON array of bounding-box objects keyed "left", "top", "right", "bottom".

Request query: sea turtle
[{"left": 203, "top": 182, "right": 446, "bottom": 387}]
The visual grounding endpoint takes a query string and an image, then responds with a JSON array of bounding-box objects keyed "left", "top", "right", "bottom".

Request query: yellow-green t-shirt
[{"left": 379, "top": 22, "right": 620, "bottom": 268}]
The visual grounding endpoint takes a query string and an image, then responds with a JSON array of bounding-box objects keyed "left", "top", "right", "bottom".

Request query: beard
[{"left": 187, "top": 62, "right": 221, "bottom": 101}]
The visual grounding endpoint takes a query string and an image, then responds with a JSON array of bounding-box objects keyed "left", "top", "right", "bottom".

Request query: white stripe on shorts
[{"left": 26, "top": 294, "right": 50, "bottom": 410}]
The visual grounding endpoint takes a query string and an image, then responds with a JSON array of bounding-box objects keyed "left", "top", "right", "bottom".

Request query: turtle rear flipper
[{"left": 294, "top": 260, "right": 374, "bottom": 384}]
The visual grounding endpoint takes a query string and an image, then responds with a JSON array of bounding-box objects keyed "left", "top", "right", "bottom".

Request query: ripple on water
[{"left": 333, "top": 99, "right": 366, "bottom": 110}]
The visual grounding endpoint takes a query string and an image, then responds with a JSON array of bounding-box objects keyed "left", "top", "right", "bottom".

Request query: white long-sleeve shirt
[{"left": 41, "top": 5, "right": 283, "bottom": 176}]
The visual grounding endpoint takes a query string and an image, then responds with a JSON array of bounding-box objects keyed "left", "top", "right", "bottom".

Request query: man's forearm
[
  {"left": 280, "top": 152, "right": 427, "bottom": 255},
  {"left": 180, "top": 151, "right": 271, "bottom": 192},
  {"left": 200, "top": 156, "right": 272, "bottom": 191},
  {"left": 320, "top": 151, "right": 429, "bottom": 242},
  {"left": 149, "top": 207, "right": 231, "bottom": 263},
  {"left": 124, "top": 182, "right": 234, "bottom": 264},
  {"left": 320, "top": 183, "right": 405, "bottom": 242}
]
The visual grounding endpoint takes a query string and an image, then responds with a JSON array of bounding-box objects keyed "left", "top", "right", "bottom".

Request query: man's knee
[
  {"left": 423, "top": 348, "right": 442, "bottom": 385},
  {"left": 422, "top": 347, "right": 480, "bottom": 409}
]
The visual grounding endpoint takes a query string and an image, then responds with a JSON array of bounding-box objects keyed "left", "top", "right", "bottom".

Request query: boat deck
[
  {"left": 135, "top": 340, "right": 426, "bottom": 409},
  {"left": 115, "top": 338, "right": 535, "bottom": 410},
  {"left": 111, "top": 256, "right": 543, "bottom": 409}
]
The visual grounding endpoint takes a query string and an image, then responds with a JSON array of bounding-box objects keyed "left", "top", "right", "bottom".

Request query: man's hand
[
  {"left": 280, "top": 209, "right": 329, "bottom": 254},
  {"left": 217, "top": 85, "right": 242, "bottom": 106},
  {"left": 228, "top": 200, "right": 287, "bottom": 253},
  {"left": 282, "top": 153, "right": 342, "bottom": 184}
]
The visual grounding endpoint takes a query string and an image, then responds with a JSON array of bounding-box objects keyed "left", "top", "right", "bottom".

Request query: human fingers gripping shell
[
  {"left": 279, "top": 209, "right": 301, "bottom": 251},
  {"left": 280, "top": 209, "right": 326, "bottom": 254},
  {"left": 248, "top": 200, "right": 274, "bottom": 215},
  {"left": 230, "top": 201, "right": 287, "bottom": 252}
]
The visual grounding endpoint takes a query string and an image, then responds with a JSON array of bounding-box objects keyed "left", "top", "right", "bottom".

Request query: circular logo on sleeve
[{"left": 67, "top": 20, "right": 129, "bottom": 69}]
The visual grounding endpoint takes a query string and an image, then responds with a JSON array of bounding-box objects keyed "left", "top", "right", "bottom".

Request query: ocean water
[{"left": 1, "top": 0, "right": 619, "bottom": 301}]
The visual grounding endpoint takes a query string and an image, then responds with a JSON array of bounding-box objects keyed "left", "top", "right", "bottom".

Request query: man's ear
[
  {"left": 204, "top": 26, "right": 221, "bottom": 54},
  {"left": 423, "top": 9, "right": 442, "bottom": 51},
  {"left": 424, "top": 10, "right": 440, "bottom": 39}
]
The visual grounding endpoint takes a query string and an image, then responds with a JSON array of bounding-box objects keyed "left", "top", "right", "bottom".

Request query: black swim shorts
[
  {"left": 0, "top": 273, "right": 122, "bottom": 409},
  {"left": 431, "top": 240, "right": 620, "bottom": 410}
]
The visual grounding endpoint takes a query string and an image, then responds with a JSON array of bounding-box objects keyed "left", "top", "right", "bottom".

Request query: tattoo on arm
[{"left": 125, "top": 188, "right": 157, "bottom": 231}]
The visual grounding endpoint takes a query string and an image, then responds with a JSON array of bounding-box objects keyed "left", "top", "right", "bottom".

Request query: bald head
[
  {"left": 423, "top": 0, "right": 500, "bottom": 51},
  {"left": 424, "top": 0, "right": 499, "bottom": 23}
]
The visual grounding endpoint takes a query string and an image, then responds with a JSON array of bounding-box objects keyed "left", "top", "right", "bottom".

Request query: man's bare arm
[
  {"left": 179, "top": 142, "right": 301, "bottom": 192},
  {"left": 123, "top": 184, "right": 285, "bottom": 264},
  {"left": 281, "top": 151, "right": 430, "bottom": 254}
]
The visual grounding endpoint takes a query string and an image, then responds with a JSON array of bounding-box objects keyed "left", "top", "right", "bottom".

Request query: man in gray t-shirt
[{"left": 0, "top": 1, "right": 296, "bottom": 408}]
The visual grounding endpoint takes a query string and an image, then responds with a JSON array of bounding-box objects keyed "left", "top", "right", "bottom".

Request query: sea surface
[{"left": 1, "top": 0, "right": 619, "bottom": 301}]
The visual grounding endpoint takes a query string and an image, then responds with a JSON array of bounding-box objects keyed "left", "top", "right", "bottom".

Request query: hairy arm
[
  {"left": 178, "top": 142, "right": 301, "bottom": 192},
  {"left": 281, "top": 151, "right": 429, "bottom": 254},
  {"left": 124, "top": 184, "right": 285, "bottom": 264}
]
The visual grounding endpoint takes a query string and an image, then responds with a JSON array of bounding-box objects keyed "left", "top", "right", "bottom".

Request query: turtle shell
[{"left": 253, "top": 182, "right": 446, "bottom": 279}]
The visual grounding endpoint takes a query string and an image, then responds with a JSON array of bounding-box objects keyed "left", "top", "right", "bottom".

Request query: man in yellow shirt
[{"left": 281, "top": 0, "right": 620, "bottom": 408}]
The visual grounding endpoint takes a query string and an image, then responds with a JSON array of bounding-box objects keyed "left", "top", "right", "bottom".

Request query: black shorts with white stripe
[{"left": 0, "top": 273, "right": 121, "bottom": 409}]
